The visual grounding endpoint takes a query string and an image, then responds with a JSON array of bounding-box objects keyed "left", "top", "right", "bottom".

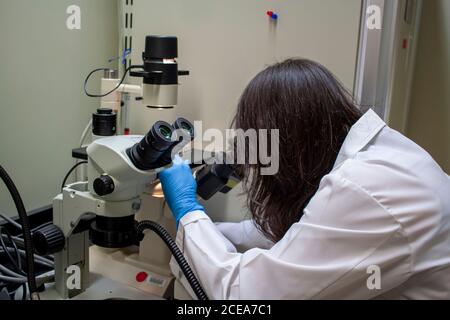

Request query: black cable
[
  {"left": 0, "top": 165, "right": 38, "bottom": 300},
  {"left": 0, "top": 204, "right": 29, "bottom": 301},
  {"left": 61, "top": 161, "right": 88, "bottom": 191},
  {"left": 1, "top": 283, "right": 20, "bottom": 301},
  {"left": 0, "top": 228, "right": 22, "bottom": 273},
  {"left": 0, "top": 228, "right": 27, "bottom": 300},
  {"left": 136, "top": 220, "right": 209, "bottom": 301},
  {"left": 84, "top": 65, "right": 143, "bottom": 98}
]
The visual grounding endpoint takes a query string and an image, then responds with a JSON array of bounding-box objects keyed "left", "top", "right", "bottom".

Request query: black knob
[
  {"left": 93, "top": 175, "right": 115, "bottom": 196},
  {"left": 33, "top": 224, "right": 65, "bottom": 256}
]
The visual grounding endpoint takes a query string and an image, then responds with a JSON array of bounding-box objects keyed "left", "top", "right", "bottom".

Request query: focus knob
[
  {"left": 33, "top": 224, "right": 65, "bottom": 256},
  {"left": 93, "top": 175, "right": 115, "bottom": 196}
]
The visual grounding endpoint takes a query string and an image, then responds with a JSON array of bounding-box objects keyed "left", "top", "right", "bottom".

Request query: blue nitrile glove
[{"left": 159, "top": 155, "right": 205, "bottom": 227}]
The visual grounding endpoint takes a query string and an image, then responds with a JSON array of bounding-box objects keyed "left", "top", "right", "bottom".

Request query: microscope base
[{"left": 89, "top": 246, "right": 175, "bottom": 299}]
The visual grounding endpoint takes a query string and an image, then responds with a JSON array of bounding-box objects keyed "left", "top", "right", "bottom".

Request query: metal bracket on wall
[
  {"left": 123, "top": 0, "right": 134, "bottom": 70},
  {"left": 354, "top": 0, "right": 423, "bottom": 126},
  {"left": 354, "top": 0, "right": 393, "bottom": 120}
]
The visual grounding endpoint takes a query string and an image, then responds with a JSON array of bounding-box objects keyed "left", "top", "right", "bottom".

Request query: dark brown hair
[{"left": 233, "top": 59, "right": 362, "bottom": 242}]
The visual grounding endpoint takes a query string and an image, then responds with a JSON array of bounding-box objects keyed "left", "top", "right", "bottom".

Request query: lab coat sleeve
[
  {"left": 215, "top": 220, "right": 275, "bottom": 252},
  {"left": 171, "top": 173, "right": 412, "bottom": 299}
]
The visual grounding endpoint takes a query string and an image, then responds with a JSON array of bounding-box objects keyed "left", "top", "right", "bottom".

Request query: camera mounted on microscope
[{"left": 130, "top": 35, "right": 189, "bottom": 109}]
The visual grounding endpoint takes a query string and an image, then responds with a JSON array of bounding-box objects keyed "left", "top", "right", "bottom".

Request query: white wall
[
  {"left": 122, "top": 0, "right": 363, "bottom": 221},
  {"left": 0, "top": 0, "right": 118, "bottom": 216}
]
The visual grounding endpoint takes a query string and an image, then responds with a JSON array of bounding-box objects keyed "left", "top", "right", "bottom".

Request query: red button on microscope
[{"left": 136, "top": 271, "right": 148, "bottom": 283}]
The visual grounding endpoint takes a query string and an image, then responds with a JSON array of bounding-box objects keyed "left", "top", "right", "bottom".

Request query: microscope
[{"left": 32, "top": 36, "right": 239, "bottom": 300}]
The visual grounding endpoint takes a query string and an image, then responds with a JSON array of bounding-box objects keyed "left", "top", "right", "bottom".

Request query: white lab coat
[{"left": 170, "top": 109, "right": 450, "bottom": 300}]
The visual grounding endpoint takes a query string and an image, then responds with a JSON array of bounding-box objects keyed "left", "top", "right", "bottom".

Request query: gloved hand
[{"left": 159, "top": 155, "right": 205, "bottom": 227}]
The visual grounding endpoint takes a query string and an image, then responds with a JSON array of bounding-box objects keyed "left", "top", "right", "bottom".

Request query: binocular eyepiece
[{"left": 127, "top": 118, "right": 195, "bottom": 170}]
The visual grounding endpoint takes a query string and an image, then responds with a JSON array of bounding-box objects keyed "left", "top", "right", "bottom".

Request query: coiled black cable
[
  {"left": 0, "top": 227, "right": 27, "bottom": 300},
  {"left": 0, "top": 165, "right": 39, "bottom": 300},
  {"left": 0, "top": 227, "right": 22, "bottom": 272},
  {"left": 136, "top": 220, "right": 209, "bottom": 300}
]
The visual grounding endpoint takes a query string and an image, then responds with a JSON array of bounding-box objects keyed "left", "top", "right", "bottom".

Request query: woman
[{"left": 160, "top": 59, "right": 450, "bottom": 299}]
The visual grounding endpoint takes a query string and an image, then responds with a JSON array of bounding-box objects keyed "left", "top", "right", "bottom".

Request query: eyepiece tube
[
  {"left": 155, "top": 118, "right": 195, "bottom": 167},
  {"left": 127, "top": 121, "right": 175, "bottom": 170},
  {"left": 173, "top": 118, "right": 195, "bottom": 137}
]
